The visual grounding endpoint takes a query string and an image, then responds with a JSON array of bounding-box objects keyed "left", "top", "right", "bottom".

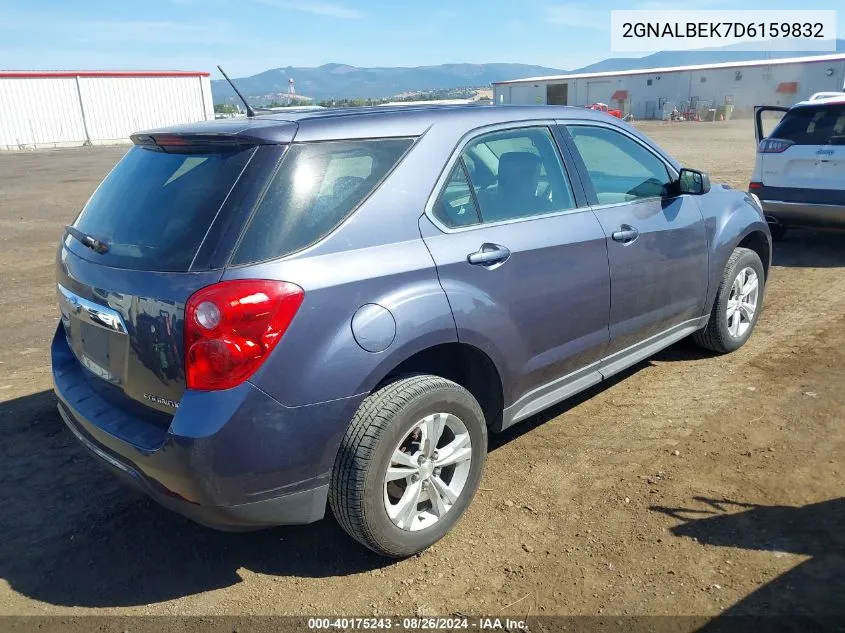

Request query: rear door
[
  {"left": 756, "top": 103, "right": 845, "bottom": 191},
  {"left": 57, "top": 136, "right": 278, "bottom": 419},
  {"left": 563, "top": 122, "right": 709, "bottom": 359},
  {"left": 754, "top": 106, "right": 789, "bottom": 144},
  {"left": 420, "top": 124, "right": 611, "bottom": 423}
]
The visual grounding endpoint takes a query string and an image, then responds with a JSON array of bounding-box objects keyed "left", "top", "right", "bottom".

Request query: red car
[{"left": 586, "top": 103, "right": 623, "bottom": 118}]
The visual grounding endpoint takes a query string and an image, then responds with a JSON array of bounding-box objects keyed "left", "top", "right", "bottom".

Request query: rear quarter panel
[
  {"left": 229, "top": 240, "right": 458, "bottom": 407},
  {"left": 222, "top": 123, "right": 469, "bottom": 408}
]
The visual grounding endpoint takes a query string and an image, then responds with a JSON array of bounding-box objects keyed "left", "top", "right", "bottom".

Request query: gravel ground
[{"left": 0, "top": 119, "right": 843, "bottom": 622}]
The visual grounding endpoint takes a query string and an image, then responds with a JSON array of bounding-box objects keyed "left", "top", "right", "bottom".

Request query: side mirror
[{"left": 678, "top": 168, "right": 711, "bottom": 195}]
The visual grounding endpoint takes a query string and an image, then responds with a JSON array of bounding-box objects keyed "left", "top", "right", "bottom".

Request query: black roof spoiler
[{"left": 131, "top": 119, "right": 298, "bottom": 149}]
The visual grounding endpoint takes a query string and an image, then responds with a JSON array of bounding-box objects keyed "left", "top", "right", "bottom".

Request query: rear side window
[
  {"left": 233, "top": 138, "right": 413, "bottom": 264},
  {"left": 461, "top": 127, "right": 576, "bottom": 223},
  {"left": 71, "top": 145, "right": 254, "bottom": 271},
  {"left": 434, "top": 160, "right": 481, "bottom": 228},
  {"left": 772, "top": 105, "right": 845, "bottom": 145}
]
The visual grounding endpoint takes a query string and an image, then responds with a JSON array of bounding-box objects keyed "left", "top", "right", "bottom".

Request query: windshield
[{"left": 68, "top": 145, "right": 255, "bottom": 271}]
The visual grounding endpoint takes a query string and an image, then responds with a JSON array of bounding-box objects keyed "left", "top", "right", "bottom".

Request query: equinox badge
[{"left": 143, "top": 393, "right": 180, "bottom": 409}]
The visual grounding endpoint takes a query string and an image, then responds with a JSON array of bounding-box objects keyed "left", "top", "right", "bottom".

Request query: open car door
[{"left": 754, "top": 105, "right": 790, "bottom": 144}]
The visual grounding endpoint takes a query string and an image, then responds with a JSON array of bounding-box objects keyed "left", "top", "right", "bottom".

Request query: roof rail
[{"left": 808, "top": 91, "right": 845, "bottom": 101}]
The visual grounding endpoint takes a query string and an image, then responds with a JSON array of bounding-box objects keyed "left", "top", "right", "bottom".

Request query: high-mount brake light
[
  {"left": 151, "top": 134, "right": 189, "bottom": 146},
  {"left": 129, "top": 133, "right": 250, "bottom": 149},
  {"left": 184, "top": 280, "right": 304, "bottom": 391}
]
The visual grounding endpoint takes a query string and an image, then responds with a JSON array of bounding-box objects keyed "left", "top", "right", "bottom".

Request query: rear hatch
[
  {"left": 57, "top": 129, "right": 286, "bottom": 421},
  {"left": 758, "top": 102, "right": 845, "bottom": 191}
]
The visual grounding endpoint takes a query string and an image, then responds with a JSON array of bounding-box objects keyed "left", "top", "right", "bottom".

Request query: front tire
[
  {"left": 330, "top": 375, "right": 487, "bottom": 558},
  {"left": 693, "top": 247, "right": 765, "bottom": 354}
]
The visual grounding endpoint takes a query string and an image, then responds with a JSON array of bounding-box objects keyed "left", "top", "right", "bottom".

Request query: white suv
[{"left": 751, "top": 95, "right": 845, "bottom": 240}]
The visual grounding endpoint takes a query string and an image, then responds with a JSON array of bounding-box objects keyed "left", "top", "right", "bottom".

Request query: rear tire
[
  {"left": 693, "top": 247, "right": 765, "bottom": 354},
  {"left": 330, "top": 375, "right": 487, "bottom": 558}
]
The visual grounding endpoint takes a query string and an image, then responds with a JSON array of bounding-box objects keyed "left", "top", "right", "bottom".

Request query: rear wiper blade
[{"left": 64, "top": 225, "right": 109, "bottom": 254}]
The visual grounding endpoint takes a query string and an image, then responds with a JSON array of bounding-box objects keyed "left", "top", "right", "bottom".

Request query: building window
[
  {"left": 700, "top": 77, "right": 707, "bottom": 83},
  {"left": 735, "top": 71, "right": 743, "bottom": 81},
  {"left": 546, "top": 83, "right": 568, "bottom": 105},
  {"left": 647, "top": 79, "right": 653, "bottom": 86}
]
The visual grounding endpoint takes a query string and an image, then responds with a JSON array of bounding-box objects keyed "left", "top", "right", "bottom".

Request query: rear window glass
[
  {"left": 70, "top": 145, "right": 254, "bottom": 271},
  {"left": 772, "top": 105, "right": 845, "bottom": 145},
  {"left": 232, "top": 138, "right": 413, "bottom": 264}
]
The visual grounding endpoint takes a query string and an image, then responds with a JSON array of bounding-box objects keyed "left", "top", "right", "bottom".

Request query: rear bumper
[
  {"left": 761, "top": 201, "right": 845, "bottom": 228},
  {"left": 753, "top": 185, "right": 845, "bottom": 228},
  {"left": 57, "top": 401, "right": 328, "bottom": 530},
  {"left": 51, "top": 325, "right": 363, "bottom": 529}
]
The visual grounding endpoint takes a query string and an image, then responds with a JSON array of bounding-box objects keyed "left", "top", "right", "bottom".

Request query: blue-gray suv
[{"left": 52, "top": 105, "right": 771, "bottom": 557}]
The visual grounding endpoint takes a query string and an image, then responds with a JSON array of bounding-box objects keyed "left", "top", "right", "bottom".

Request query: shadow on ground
[
  {"left": 0, "top": 390, "right": 387, "bottom": 608},
  {"left": 1, "top": 366, "right": 657, "bottom": 608},
  {"left": 651, "top": 496, "right": 845, "bottom": 619},
  {"left": 772, "top": 229, "right": 845, "bottom": 269},
  {"left": 0, "top": 341, "right": 713, "bottom": 607}
]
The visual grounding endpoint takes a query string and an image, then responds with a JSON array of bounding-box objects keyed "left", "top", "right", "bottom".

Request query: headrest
[{"left": 498, "top": 152, "right": 541, "bottom": 192}]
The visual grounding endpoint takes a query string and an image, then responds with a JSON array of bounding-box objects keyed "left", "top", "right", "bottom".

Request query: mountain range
[{"left": 212, "top": 39, "right": 845, "bottom": 103}]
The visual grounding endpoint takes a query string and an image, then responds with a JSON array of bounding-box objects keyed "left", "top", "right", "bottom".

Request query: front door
[
  {"left": 564, "top": 122, "right": 709, "bottom": 358},
  {"left": 420, "top": 124, "right": 610, "bottom": 424}
]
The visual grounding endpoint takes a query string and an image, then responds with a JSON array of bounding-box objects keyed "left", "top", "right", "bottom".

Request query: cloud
[
  {"left": 545, "top": 4, "right": 607, "bottom": 30},
  {"left": 255, "top": 0, "right": 363, "bottom": 19}
]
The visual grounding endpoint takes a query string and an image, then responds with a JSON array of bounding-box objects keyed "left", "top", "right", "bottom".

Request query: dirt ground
[{"left": 0, "top": 120, "right": 843, "bottom": 623}]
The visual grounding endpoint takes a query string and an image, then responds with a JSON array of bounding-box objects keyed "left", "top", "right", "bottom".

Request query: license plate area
[
  {"left": 58, "top": 284, "right": 128, "bottom": 385},
  {"left": 77, "top": 320, "right": 119, "bottom": 383}
]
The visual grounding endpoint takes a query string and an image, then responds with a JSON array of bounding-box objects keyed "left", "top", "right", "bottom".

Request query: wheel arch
[
  {"left": 737, "top": 230, "right": 771, "bottom": 280},
  {"left": 705, "top": 200, "right": 771, "bottom": 316},
  {"left": 371, "top": 342, "right": 505, "bottom": 431}
]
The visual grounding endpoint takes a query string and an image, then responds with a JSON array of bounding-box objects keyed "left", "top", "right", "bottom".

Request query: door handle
[
  {"left": 611, "top": 225, "right": 639, "bottom": 244},
  {"left": 467, "top": 243, "right": 511, "bottom": 266}
]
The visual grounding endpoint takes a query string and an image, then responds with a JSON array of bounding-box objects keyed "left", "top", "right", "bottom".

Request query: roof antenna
[{"left": 217, "top": 65, "right": 255, "bottom": 118}]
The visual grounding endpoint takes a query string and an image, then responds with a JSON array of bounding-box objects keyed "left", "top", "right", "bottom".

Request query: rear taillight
[
  {"left": 758, "top": 138, "right": 793, "bottom": 153},
  {"left": 749, "top": 182, "right": 763, "bottom": 190},
  {"left": 184, "top": 280, "right": 304, "bottom": 391}
]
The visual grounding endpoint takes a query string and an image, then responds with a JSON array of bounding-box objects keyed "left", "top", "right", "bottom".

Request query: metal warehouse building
[
  {"left": 0, "top": 70, "right": 214, "bottom": 150},
  {"left": 493, "top": 53, "right": 845, "bottom": 120}
]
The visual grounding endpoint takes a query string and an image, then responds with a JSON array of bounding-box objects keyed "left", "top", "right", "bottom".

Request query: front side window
[
  {"left": 568, "top": 125, "right": 672, "bottom": 205},
  {"left": 460, "top": 127, "right": 576, "bottom": 223},
  {"left": 233, "top": 138, "right": 413, "bottom": 264}
]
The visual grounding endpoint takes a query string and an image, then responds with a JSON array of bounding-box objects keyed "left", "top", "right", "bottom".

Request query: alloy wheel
[
  {"left": 726, "top": 266, "right": 759, "bottom": 338},
  {"left": 383, "top": 413, "right": 473, "bottom": 531}
]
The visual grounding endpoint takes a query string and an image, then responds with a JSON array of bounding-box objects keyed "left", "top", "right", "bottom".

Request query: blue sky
[{"left": 1, "top": 0, "right": 843, "bottom": 77}]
